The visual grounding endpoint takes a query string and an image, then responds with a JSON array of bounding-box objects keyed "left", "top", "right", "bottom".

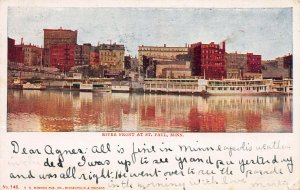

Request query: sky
[{"left": 8, "top": 7, "right": 292, "bottom": 60}]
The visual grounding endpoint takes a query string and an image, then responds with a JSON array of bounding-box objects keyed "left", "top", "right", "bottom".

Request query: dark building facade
[
  {"left": 82, "top": 43, "right": 92, "bottom": 65},
  {"left": 8, "top": 38, "right": 16, "bottom": 62},
  {"left": 246, "top": 53, "right": 261, "bottom": 73},
  {"left": 43, "top": 28, "right": 77, "bottom": 68},
  {"left": 7, "top": 37, "right": 24, "bottom": 65},
  {"left": 75, "top": 45, "right": 83, "bottom": 65},
  {"left": 283, "top": 54, "right": 293, "bottom": 78},
  {"left": 190, "top": 41, "right": 226, "bottom": 79}
]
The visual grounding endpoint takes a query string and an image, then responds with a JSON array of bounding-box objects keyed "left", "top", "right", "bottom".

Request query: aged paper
[{"left": 0, "top": 0, "right": 300, "bottom": 189}]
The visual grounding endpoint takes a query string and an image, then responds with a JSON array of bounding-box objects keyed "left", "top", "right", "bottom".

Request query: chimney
[
  {"left": 222, "top": 41, "right": 226, "bottom": 51},
  {"left": 21, "top": 37, "right": 23, "bottom": 45},
  {"left": 164, "top": 44, "right": 166, "bottom": 47}
]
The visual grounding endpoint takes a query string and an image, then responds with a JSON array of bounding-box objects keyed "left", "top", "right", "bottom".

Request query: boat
[
  {"left": 80, "top": 83, "right": 93, "bottom": 92},
  {"left": 111, "top": 81, "right": 130, "bottom": 92},
  {"left": 23, "top": 82, "right": 46, "bottom": 90},
  {"left": 62, "top": 80, "right": 112, "bottom": 92},
  {"left": 8, "top": 78, "right": 23, "bottom": 89},
  {"left": 143, "top": 78, "right": 292, "bottom": 95},
  {"left": 270, "top": 79, "right": 292, "bottom": 95},
  {"left": 204, "top": 79, "right": 273, "bottom": 95},
  {"left": 143, "top": 78, "right": 208, "bottom": 95}
]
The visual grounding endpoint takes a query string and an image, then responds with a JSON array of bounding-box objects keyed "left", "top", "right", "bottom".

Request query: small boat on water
[
  {"left": 23, "top": 82, "right": 46, "bottom": 90},
  {"left": 8, "top": 78, "right": 23, "bottom": 89}
]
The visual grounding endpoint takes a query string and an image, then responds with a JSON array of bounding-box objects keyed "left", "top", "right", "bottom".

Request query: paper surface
[{"left": 0, "top": 0, "right": 299, "bottom": 190}]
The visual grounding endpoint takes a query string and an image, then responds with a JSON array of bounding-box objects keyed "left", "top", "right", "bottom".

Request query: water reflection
[{"left": 7, "top": 90, "right": 292, "bottom": 132}]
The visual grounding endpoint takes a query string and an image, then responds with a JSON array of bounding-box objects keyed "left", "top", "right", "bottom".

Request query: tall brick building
[
  {"left": 190, "top": 41, "right": 226, "bottom": 79},
  {"left": 43, "top": 28, "right": 77, "bottom": 70},
  {"left": 49, "top": 44, "right": 75, "bottom": 72}
]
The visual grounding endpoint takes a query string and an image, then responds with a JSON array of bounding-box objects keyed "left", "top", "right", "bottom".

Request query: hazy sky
[{"left": 8, "top": 7, "right": 292, "bottom": 59}]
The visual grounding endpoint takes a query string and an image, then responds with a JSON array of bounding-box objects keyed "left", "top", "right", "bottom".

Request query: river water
[{"left": 7, "top": 90, "right": 292, "bottom": 132}]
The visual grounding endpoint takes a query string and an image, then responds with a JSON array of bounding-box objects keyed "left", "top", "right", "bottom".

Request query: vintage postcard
[{"left": 0, "top": 0, "right": 299, "bottom": 189}]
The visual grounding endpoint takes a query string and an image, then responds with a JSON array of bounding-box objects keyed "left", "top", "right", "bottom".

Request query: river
[{"left": 7, "top": 90, "right": 292, "bottom": 132}]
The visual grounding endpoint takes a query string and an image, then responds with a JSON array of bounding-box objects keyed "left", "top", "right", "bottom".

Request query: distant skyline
[{"left": 8, "top": 7, "right": 292, "bottom": 60}]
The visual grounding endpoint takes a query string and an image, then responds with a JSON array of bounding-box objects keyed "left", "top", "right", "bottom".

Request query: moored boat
[
  {"left": 23, "top": 82, "right": 46, "bottom": 90},
  {"left": 143, "top": 78, "right": 292, "bottom": 95}
]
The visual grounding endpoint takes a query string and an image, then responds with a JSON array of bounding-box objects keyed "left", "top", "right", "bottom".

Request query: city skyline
[{"left": 8, "top": 7, "right": 292, "bottom": 60}]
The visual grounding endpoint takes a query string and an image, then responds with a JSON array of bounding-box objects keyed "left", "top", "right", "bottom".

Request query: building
[
  {"left": 75, "top": 43, "right": 92, "bottom": 66},
  {"left": 99, "top": 43, "right": 125, "bottom": 70},
  {"left": 8, "top": 38, "right": 16, "bottom": 63},
  {"left": 75, "top": 45, "right": 83, "bottom": 65},
  {"left": 43, "top": 28, "right": 77, "bottom": 68},
  {"left": 283, "top": 54, "right": 293, "bottom": 78},
  {"left": 8, "top": 37, "right": 42, "bottom": 67},
  {"left": 82, "top": 43, "right": 92, "bottom": 65},
  {"left": 247, "top": 53, "right": 261, "bottom": 73},
  {"left": 225, "top": 52, "right": 262, "bottom": 79},
  {"left": 49, "top": 44, "right": 76, "bottom": 72},
  {"left": 90, "top": 46, "right": 100, "bottom": 67},
  {"left": 156, "top": 60, "right": 191, "bottom": 78},
  {"left": 262, "top": 54, "right": 293, "bottom": 79},
  {"left": 225, "top": 52, "right": 247, "bottom": 78},
  {"left": 190, "top": 41, "right": 226, "bottom": 79},
  {"left": 138, "top": 44, "right": 189, "bottom": 66},
  {"left": 8, "top": 37, "right": 24, "bottom": 65},
  {"left": 18, "top": 43, "right": 42, "bottom": 67}
]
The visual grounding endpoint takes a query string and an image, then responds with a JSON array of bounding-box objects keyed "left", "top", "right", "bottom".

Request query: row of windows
[
  {"left": 202, "top": 55, "right": 224, "bottom": 59},
  {"left": 202, "top": 62, "right": 224, "bottom": 65},
  {"left": 101, "top": 52, "right": 123, "bottom": 56},
  {"left": 140, "top": 48, "right": 187, "bottom": 52},
  {"left": 202, "top": 50, "right": 223, "bottom": 54},
  {"left": 101, "top": 57, "right": 117, "bottom": 61},
  {"left": 210, "top": 86, "right": 265, "bottom": 91},
  {"left": 144, "top": 53, "right": 177, "bottom": 58}
]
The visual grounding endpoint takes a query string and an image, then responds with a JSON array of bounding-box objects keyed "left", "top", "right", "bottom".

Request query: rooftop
[{"left": 99, "top": 43, "right": 125, "bottom": 50}]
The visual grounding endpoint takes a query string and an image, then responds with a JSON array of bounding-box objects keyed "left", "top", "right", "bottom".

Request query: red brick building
[
  {"left": 190, "top": 41, "right": 226, "bottom": 79},
  {"left": 7, "top": 37, "right": 24, "bottom": 65},
  {"left": 8, "top": 38, "right": 16, "bottom": 62},
  {"left": 8, "top": 37, "right": 42, "bottom": 67},
  {"left": 49, "top": 44, "right": 75, "bottom": 72},
  {"left": 246, "top": 53, "right": 261, "bottom": 73},
  {"left": 90, "top": 46, "right": 100, "bottom": 67},
  {"left": 44, "top": 28, "right": 77, "bottom": 70}
]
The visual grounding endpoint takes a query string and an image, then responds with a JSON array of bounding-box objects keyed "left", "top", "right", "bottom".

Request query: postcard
[{"left": 0, "top": 0, "right": 299, "bottom": 189}]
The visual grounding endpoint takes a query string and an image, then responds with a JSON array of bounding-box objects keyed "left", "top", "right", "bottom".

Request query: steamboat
[{"left": 143, "top": 78, "right": 292, "bottom": 95}]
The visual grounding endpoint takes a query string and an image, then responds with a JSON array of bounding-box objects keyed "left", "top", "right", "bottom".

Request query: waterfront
[{"left": 7, "top": 90, "right": 292, "bottom": 132}]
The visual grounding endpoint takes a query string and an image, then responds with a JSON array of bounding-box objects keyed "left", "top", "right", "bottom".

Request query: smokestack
[
  {"left": 222, "top": 41, "right": 226, "bottom": 51},
  {"left": 164, "top": 44, "right": 166, "bottom": 47},
  {"left": 21, "top": 37, "right": 23, "bottom": 45}
]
